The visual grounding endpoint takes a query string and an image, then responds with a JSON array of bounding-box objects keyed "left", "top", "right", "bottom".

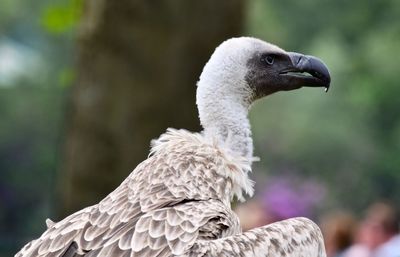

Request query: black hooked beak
[{"left": 280, "top": 52, "right": 331, "bottom": 92}]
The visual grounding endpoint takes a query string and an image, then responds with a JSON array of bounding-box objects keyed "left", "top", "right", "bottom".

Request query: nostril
[{"left": 297, "top": 56, "right": 302, "bottom": 65}]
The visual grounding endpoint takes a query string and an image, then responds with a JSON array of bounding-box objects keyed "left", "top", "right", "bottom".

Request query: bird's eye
[{"left": 261, "top": 55, "right": 275, "bottom": 65}]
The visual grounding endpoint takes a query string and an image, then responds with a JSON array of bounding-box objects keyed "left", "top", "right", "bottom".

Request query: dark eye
[{"left": 262, "top": 54, "right": 275, "bottom": 65}]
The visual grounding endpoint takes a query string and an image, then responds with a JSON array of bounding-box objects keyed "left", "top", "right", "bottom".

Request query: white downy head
[{"left": 196, "top": 37, "right": 330, "bottom": 159}]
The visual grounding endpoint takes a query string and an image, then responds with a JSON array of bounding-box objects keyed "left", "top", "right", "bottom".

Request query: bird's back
[{"left": 16, "top": 129, "right": 251, "bottom": 257}]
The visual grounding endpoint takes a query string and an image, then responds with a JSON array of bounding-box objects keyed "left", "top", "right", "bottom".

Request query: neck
[{"left": 200, "top": 99, "right": 254, "bottom": 160}]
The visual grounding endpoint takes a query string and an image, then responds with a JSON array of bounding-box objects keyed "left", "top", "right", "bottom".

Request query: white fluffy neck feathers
[{"left": 151, "top": 129, "right": 255, "bottom": 202}]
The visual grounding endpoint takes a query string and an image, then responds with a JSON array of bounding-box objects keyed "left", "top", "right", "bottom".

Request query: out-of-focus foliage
[
  {"left": 247, "top": 0, "right": 400, "bottom": 213},
  {"left": 41, "top": 0, "right": 82, "bottom": 34},
  {"left": 0, "top": 0, "right": 80, "bottom": 255}
]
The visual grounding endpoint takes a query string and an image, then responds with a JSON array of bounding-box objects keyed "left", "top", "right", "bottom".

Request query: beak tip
[
  {"left": 324, "top": 82, "right": 331, "bottom": 92},
  {"left": 286, "top": 52, "right": 332, "bottom": 92}
]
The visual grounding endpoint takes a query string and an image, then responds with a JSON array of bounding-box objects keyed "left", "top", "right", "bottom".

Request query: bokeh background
[{"left": 1, "top": 0, "right": 399, "bottom": 256}]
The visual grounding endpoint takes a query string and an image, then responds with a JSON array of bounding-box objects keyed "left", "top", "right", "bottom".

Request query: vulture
[{"left": 16, "top": 37, "right": 331, "bottom": 257}]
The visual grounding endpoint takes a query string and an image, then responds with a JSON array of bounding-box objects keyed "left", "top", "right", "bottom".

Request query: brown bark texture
[{"left": 59, "top": 0, "right": 245, "bottom": 217}]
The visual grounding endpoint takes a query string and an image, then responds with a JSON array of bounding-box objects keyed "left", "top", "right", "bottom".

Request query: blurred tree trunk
[{"left": 58, "top": 0, "right": 244, "bottom": 216}]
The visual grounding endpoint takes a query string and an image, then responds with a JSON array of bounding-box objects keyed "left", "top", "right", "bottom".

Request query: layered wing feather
[
  {"left": 15, "top": 129, "right": 250, "bottom": 257},
  {"left": 185, "top": 217, "right": 327, "bottom": 257},
  {"left": 84, "top": 199, "right": 240, "bottom": 257},
  {"left": 16, "top": 130, "right": 325, "bottom": 257}
]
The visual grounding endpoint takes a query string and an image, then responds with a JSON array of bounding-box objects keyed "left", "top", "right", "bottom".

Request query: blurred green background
[{"left": 1, "top": 0, "right": 399, "bottom": 255}]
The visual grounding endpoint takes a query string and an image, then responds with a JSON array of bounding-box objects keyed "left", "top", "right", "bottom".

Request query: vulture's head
[{"left": 197, "top": 37, "right": 331, "bottom": 115}]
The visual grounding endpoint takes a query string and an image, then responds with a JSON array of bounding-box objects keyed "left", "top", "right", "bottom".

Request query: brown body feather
[{"left": 16, "top": 130, "right": 326, "bottom": 257}]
